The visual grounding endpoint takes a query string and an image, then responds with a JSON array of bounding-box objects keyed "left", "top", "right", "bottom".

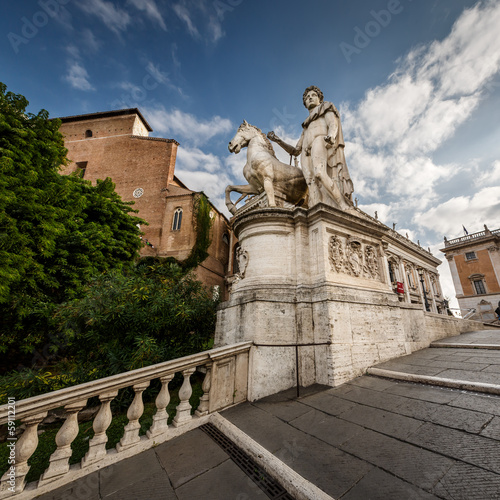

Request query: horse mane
[{"left": 241, "top": 122, "right": 277, "bottom": 158}]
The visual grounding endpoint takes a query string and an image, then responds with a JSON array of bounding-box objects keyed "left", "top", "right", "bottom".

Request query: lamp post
[{"left": 418, "top": 269, "right": 431, "bottom": 312}]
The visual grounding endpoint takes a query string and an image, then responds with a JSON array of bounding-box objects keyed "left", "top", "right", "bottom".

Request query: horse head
[{"left": 228, "top": 120, "right": 254, "bottom": 154}]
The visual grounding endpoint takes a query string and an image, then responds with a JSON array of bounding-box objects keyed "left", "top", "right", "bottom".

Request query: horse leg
[
  {"left": 225, "top": 184, "right": 260, "bottom": 214},
  {"left": 225, "top": 186, "right": 237, "bottom": 214},
  {"left": 263, "top": 177, "right": 276, "bottom": 207}
]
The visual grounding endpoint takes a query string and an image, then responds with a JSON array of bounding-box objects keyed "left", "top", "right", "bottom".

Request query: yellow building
[{"left": 441, "top": 226, "right": 500, "bottom": 321}]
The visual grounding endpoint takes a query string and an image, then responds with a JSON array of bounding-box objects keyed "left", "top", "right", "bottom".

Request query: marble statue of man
[{"left": 268, "top": 85, "right": 354, "bottom": 210}]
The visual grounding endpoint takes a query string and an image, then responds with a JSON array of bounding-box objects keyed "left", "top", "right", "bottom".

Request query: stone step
[{"left": 367, "top": 366, "right": 500, "bottom": 396}]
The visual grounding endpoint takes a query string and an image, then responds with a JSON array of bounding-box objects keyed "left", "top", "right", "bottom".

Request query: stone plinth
[{"left": 215, "top": 204, "right": 489, "bottom": 401}]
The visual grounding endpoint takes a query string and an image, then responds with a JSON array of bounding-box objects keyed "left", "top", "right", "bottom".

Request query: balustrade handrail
[
  {"left": 446, "top": 228, "right": 500, "bottom": 246},
  {"left": 0, "top": 341, "right": 252, "bottom": 424},
  {"left": 0, "top": 341, "right": 253, "bottom": 498}
]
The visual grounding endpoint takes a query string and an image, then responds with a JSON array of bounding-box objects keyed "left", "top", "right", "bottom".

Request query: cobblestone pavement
[{"left": 35, "top": 330, "right": 500, "bottom": 500}]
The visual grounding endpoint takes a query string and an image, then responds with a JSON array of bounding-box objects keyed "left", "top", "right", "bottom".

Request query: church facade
[{"left": 57, "top": 108, "right": 232, "bottom": 297}]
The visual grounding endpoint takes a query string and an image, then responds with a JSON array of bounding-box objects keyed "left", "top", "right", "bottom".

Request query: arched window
[
  {"left": 85, "top": 130, "right": 93, "bottom": 138},
  {"left": 172, "top": 207, "right": 182, "bottom": 231}
]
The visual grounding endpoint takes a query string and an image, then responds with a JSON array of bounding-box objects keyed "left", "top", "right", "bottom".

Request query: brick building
[
  {"left": 441, "top": 225, "right": 500, "bottom": 321},
  {"left": 57, "top": 108, "right": 232, "bottom": 297}
]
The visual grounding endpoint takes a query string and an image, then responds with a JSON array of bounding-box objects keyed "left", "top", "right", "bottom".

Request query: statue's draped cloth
[{"left": 302, "top": 101, "right": 354, "bottom": 202}]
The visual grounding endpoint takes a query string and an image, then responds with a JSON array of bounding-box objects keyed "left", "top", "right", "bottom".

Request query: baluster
[
  {"left": 116, "top": 381, "right": 149, "bottom": 452},
  {"left": 0, "top": 412, "right": 47, "bottom": 496},
  {"left": 40, "top": 400, "right": 88, "bottom": 483},
  {"left": 82, "top": 391, "right": 118, "bottom": 467},
  {"left": 147, "top": 374, "right": 174, "bottom": 439},
  {"left": 173, "top": 367, "right": 196, "bottom": 427},
  {"left": 195, "top": 364, "right": 212, "bottom": 417}
]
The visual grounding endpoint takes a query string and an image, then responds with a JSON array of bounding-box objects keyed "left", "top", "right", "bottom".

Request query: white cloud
[
  {"left": 173, "top": 3, "right": 199, "bottom": 38},
  {"left": 207, "top": 15, "right": 224, "bottom": 42},
  {"left": 476, "top": 160, "right": 500, "bottom": 187},
  {"left": 176, "top": 147, "right": 223, "bottom": 173},
  {"left": 64, "top": 61, "right": 95, "bottom": 91},
  {"left": 224, "top": 153, "right": 246, "bottom": 182},
  {"left": 143, "top": 106, "right": 233, "bottom": 146},
  {"left": 145, "top": 62, "right": 169, "bottom": 85},
  {"left": 358, "top": 203, "right": 391, "bottom": 224},
  {"left": 78, "top": 0, "right": 131, "bottom": 34},
  {"left": 128, "top": 0, "right": 166, "bottom": 30},
  {"left": 342, "top": 0, "right": 500, "bottom": 219},
  {"left": 414, "top": 186, "right": 500, "bottom": 238},
  {"left": 176, "top": 169, "right": 232, "bottom": 216},
  {"left": 81, "top": 29, "right": 100, "bottom": 53},
  {"left": 174, "top": 145, "right": 234, "bottom": 216}
]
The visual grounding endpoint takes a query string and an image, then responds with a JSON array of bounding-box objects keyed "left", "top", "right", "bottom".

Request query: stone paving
[
  {"left": 369, "top": 329, "right": 500, "bottom": 389},
  {"left": 34, "top": 330, "right": 500, "bottom": 500}
]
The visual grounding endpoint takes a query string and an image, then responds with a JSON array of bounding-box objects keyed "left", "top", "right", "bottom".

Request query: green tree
[
  {"left": 54, "top": 260, "right": 217, "bottom": 378},
  {"left": 0, "top": 83, "right": 143, "bottom": 367}
]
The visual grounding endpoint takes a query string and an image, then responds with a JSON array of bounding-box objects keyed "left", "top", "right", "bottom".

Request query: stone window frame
[
  {"left": 172, "top": 207, "right": 183, "bottom": 231},
  {"left": 465, "top": 251, "right": 477, "bottom": 261},
  {"left": 468, "top": 273, "right": 487, "bottom": 295}
]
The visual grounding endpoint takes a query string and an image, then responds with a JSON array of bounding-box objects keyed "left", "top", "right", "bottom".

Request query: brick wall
[{"left": 58, "top": 109, "right": 232, "bottom": 298}]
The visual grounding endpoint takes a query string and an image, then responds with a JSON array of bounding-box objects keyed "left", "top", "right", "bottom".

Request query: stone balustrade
[
  {"left": 0, "top": 342, "right": 251, "bottom": 499},
  {"left": 445, "top": 228, "right": 500, "bottom": 247}
]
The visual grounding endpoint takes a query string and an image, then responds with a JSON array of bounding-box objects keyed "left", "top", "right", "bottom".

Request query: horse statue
[{"left": 226, "top": 120, "right": 307, "bottom": 215}]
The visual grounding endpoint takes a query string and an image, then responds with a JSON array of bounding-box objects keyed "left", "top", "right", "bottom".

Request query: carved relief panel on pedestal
[{"left": 328, "top": 234, "right": 381, "bottom": 281}]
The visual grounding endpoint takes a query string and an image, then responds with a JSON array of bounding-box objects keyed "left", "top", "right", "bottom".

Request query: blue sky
[{"left": 2, "top": 0, "right": 500, "bottom": 306}]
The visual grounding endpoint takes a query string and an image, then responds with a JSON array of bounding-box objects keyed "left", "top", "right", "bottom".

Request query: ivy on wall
[{"left": 182, "top": 193, "right": 213, "bottom": 270}]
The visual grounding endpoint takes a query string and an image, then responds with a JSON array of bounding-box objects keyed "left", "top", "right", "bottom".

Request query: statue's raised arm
[{"left": 267, "top": 131, "right": 301, "bottom": 157}]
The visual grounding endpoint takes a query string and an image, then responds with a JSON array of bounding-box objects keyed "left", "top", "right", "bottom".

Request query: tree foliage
[
  {"left": 0, "top": 83, "right": 144, "bottom": 366},
  {"left": 54, "top": 260, "right": 217, "bottom": 377}
]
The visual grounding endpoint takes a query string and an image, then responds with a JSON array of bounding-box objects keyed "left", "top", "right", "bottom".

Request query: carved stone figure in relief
[
  {"left": 267, "top": 85, "right": 354, "bottom": 210},
  {"left": 236, "top": 247, "right": 249, "bottom": 278},
  {"left": 364, "top": 245, "right": 380, "bottom": 280},
  {"left": 347, "top": 241, "right": 363, "bottom": 277},
  {"left": 225, "top": 121, "right": 307, "bottom": 214},
  {"left": 328, "top": 235, "right": 345, "bottom": 273}
]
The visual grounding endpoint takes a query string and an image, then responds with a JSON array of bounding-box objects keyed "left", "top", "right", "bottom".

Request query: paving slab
[
  {"left": 426, "top": 403, "right": 494, "bottom": 433},
  {"left": 33, "top": 472, "right": 101, "bottom": 500},
  {"left": 432, "top": 330, "right": 500, "bottom": 348},
  {"left": 407, "top": 422, "right": 500, "bottom": 474},
  {"left": 99, "top": 449, "right": 165, "bottom": 498},
  {"left": 339, "top": 427, "right": 456, "bottom": 492},
  {"left": 222, "top": 402, "right": 374, "bottom": 498},
  {"left": 174, "top": 458, "right": 262, "bottom": 500},
  {"left": 341, "top": 467, "right": 440, "bottom": 500},
  {"left": 297, "top": 390, "right": 357, "bottom": 416},
  {"left": 481, "top": 416, "right": 500, "bottom": 440},
  {"left": 154, "top": 427, "right": 229, "bottom": 488},
  {"left": 329, "top": 384, "right": 408, "bottom": 411},
  {"left": 449, "top": 392, "right": 500, "bottom": 415},
  {"left": 288, "top": 408, "right": 364, "bottom": 447},
  {"left": 338, "top": 403, "right": 424, "bottom": 439},
  {"left": 382, "top": 380, "right": 460, "bottom": 404},
  {"left": 432, "top": 462, "right": 500, "bottom": 500}
]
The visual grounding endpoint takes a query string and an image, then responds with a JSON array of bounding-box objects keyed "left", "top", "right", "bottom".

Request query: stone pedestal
[{"left": 215, "top": 204, "right": 472, "bottom": 400}]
